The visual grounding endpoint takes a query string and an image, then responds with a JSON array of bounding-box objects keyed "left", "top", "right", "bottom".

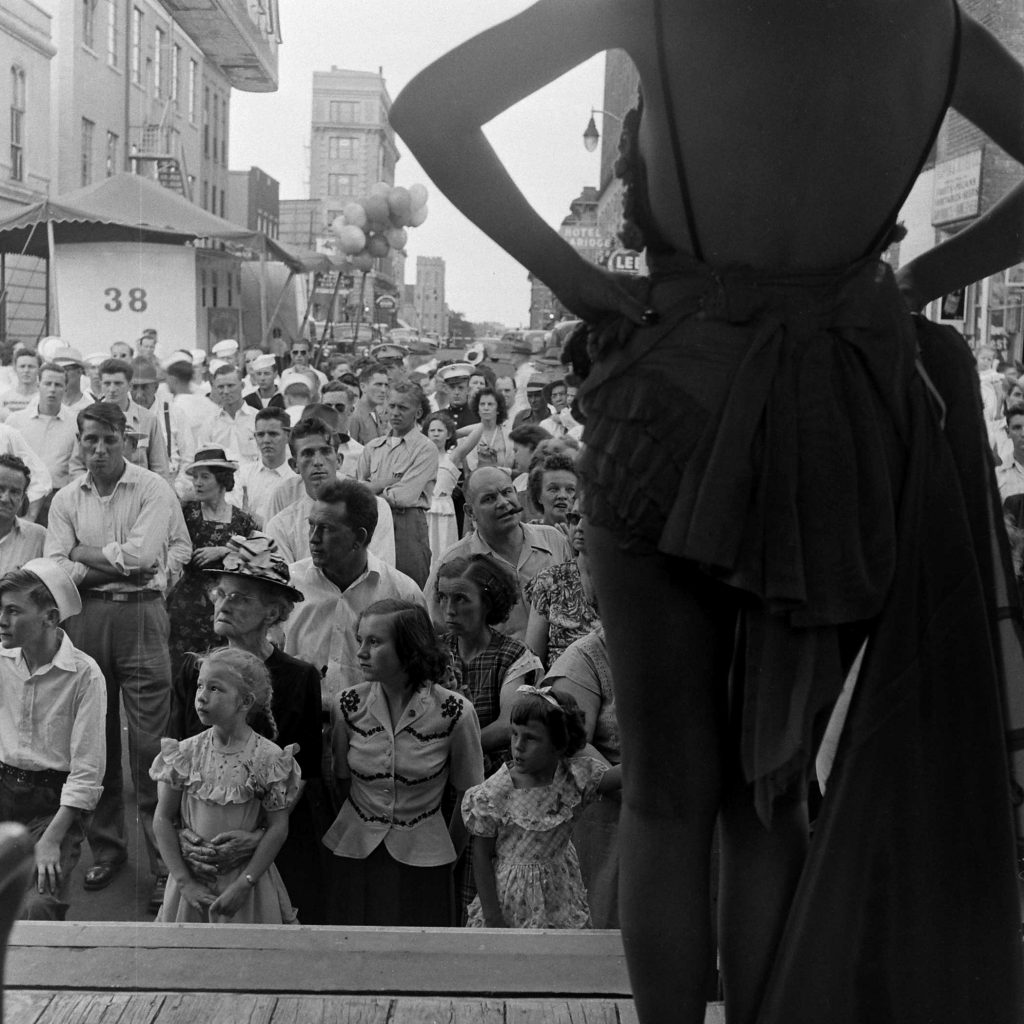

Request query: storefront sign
[
  {"left": 608, "top": 248, "right": 643, "bottom": 274},
  {"left": 932, "top": 150, "right": 982, "bottom": 226}
]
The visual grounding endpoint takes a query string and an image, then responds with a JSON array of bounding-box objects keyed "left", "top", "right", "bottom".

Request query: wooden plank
[
  {"left": 269, "top": 995, "right": 393, "bottom": 1024},
  {"left": 19, "top": 991, "right": 163, "bottom": 1024},
  {"left": 5, "top": 989, "right": 53, "bottom": 1024},
  {"left": 152, "top": 993, "right": 277, "bottom": 1024},
  {"left": 390, "top": 997, "right": 505, "bottom": 1024},
  {"left": 615, "top": 1001, "right": 725, "bottom": 1024},
  {"left": 506, "top": 1000, "right": 621, "bottom": 1024},
  {"left": 8, "top": 924, "right": 630, "bottom": 997}
]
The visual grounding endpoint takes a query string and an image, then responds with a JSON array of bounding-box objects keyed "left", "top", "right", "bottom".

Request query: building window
[
  {"left": 188, "top": 59, "right": 197, "bottom": 121},
  {"left": 220, "top": 188, "right": 226, "bottom": 218},
  {"left": 130, "top": 8, "right": 142, "bottom": 84},
  {"left": 10, "top": 67, "right": 24, "bottom": 182},
  {"left": 328, "top": 100, "right": 358, "bottom": 123},
  {"left": 106, "top": 0, "right": 120, "bottom": 66},
  {"left": 203, "top": 86, "right": 209, "bottom": 157},
  {"left": 327, "top": 173, "right": 355, "bottom": 197},
  {"left": 83, "top": 0, "right": 98, "bottom": 50},
  {"left": 81, "top": 118, "right": 95, "bottom": 186},
  {"left": 105, "top": 131, "right": 118, "bottom": 176},
  {"left": 202, "top": 180, "right": 208, "bottom": 210},
  {"left": 212, "top": 91, "right": 219, "bottom": 162},
  {"left": 328, "top": 136, "right": 355, "bottom": 160},
  {"left": 153, "top": 28, "right": 163, "bottom": 98},
  {"left": 171, "top": 43, "right": 180, "bottom": 104},
  {"left": 220, "top": 96, "right": 227, "bottom": 165}
]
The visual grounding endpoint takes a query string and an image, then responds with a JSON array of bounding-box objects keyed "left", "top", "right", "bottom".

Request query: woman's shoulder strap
[{"left": 651, "top": 0, "right": 704, "bottom": 261}]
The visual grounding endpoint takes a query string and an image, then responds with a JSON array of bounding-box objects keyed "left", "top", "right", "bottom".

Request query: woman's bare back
[{"left": 623, "top": 0, "right": 959, "bottom": 268}]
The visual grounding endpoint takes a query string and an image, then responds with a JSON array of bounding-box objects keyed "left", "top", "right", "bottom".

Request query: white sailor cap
[{"left": 211, "top": 339, "right": 239, "bottom": 359}]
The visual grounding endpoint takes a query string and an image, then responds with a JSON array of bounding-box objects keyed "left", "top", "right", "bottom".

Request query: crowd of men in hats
[{"left": 0, "top": 326, "right": 595, "bottom": 924}]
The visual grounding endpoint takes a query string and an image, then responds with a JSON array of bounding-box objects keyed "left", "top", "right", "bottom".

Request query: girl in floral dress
[
  {"left": 462, "top": 685, "right": 620, "bottom": 928},
  {"left": 151, "top": 646, "right": 301, "bottom": 924}
]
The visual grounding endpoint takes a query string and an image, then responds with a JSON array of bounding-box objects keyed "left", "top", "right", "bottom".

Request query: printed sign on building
[
  {"left": 53, "top": 242, "right": 197, "bottom": 357},
  {"left": 932, "top": 149, "right": 982, "bottom": 227}
]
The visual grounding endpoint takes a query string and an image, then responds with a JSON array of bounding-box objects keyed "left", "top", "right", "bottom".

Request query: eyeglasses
[
  {"left": 566, "top": 511, "right": 582, "bottom": 526},
  {"left": 205, "top": 587, "right": 259, "bottom": 607},
  {"left": 322, "top": 401, "right": 348, "bottom": 411}
]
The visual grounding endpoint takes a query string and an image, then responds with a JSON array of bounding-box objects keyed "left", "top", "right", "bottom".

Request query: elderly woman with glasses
[
  {"left": 168, "top": 534, "right": 327, "bottom": 923},
  {"left": 166, "top": 447, "right": 260, "bottom": 680}
]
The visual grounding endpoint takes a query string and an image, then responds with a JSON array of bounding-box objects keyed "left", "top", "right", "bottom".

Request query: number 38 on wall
[{"left": 103, "top": 287, "right": 148, "bottom": 312}]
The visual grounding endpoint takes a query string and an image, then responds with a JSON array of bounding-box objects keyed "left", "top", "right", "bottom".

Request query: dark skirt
[
  {"left": 327, "top": 841, "right": 454, "bottom": 927},
  {"left": 579, "top": 252, "right": 912, "bottom": 817}
]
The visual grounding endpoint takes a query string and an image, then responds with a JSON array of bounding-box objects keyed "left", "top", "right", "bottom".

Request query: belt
[
  {"left": 390, "top": 506, "right": 427, "bottom": 516},
  {"left": 0, "top": 760, "right": 69, "bottom": 788},
  {"left": 86, "top": 589, "right": 163, "bottom": 603}
]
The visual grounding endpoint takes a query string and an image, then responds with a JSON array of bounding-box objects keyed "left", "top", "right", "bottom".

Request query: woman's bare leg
[{"left": 588, "top": 524, "right": 737, "bottom": 1024}]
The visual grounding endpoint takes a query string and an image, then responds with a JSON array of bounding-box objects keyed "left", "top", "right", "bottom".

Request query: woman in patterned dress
[{"left": 167, "top": 447, "right": 259, "bottom": 678}]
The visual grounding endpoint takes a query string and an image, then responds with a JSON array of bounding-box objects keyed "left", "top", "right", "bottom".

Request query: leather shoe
[
  {"left": 148, "top": 875, "right": 168, "bottom": 915},
  {"left": 83, "top": 861, "right": 124, "bottom": 891}
]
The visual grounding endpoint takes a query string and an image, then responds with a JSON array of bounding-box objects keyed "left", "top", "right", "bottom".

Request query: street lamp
[{"left": 583, "top": 108, "right": 623, "bottom": 152}]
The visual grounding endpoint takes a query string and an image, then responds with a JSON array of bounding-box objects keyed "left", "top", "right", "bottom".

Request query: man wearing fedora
[
  {"left": 0, "top": 558, "right": 106, "bottom": 920},
  {"left": 125, "top": 357, "right": 196, "bottom": 498},
  {"left": 512, "top": 375, "right": 553, "bottom": 429},
  {"left": 51, "top": 346, "right": 92, "bottom": 414},
  {"left": 46, "top": 401, "right": 191, "bottom": 911}
]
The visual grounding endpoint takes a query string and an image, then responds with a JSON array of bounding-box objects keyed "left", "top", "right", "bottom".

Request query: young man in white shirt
[
  {"left": 234, "top": 406, "right": 297, "bottom": 525},
  {"left": 0, "top": 558, "right": 105, "bottom": 920}
]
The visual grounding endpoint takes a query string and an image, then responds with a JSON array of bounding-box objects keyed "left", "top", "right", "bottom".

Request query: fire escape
[{"left": 129, "top": 101, "right": 193, "bottom": 201}]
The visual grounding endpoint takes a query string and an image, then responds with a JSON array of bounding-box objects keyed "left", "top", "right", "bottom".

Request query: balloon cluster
[{"left": 330, "top": 182, "right": 429, "bottom": 272}]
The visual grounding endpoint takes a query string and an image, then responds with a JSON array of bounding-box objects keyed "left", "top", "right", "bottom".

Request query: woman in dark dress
[
  {"left": 390, "top": 3, "right": 1024, "bottom": 1021},
  {"left": 168, "top": 534, "right": 327, "bottom": 923},
  {"left": 167, "top": 447, "right": 259, "bottom": 679}
]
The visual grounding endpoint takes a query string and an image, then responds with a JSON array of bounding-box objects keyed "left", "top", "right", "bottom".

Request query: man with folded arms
[{"left": 45, "top": 402, "right": 191, "bottom": 912}]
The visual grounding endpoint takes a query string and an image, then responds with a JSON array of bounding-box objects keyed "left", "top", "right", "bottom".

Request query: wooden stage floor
[{"left": 4, "top": 922, "right": 725, "bottom": 1024}]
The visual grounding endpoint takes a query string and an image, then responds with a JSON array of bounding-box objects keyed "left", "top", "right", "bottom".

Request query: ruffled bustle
[{"left": 577, "top": 253, "right": 915, "bottom": 818}]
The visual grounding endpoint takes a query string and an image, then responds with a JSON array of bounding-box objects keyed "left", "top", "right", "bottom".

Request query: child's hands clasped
[
  {"left": 208, "top": 877, "right": 251, "bottom": 921},
  {"left": 179, "top": 878, "right": 216, "bottom": 913}
]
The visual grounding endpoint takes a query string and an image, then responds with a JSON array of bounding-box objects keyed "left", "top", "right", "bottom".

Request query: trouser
[
  {"left": 64, "top": 596, "right": 171, "bottom": 878},
  {"left": 392, "top": 507, "right": 430, "bottom": 588},
  {"left": 0, "top": 769, "right": 85, "bottom": 921}
]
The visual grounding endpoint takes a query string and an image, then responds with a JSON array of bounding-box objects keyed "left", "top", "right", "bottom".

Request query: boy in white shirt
[{"left": 0, "top": 558, "right": 106, "bottom": 919}]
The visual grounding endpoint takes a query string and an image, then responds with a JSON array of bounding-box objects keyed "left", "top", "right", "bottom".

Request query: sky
[{"left": 229, "top": 1, "right": 606, "bottom": 327}]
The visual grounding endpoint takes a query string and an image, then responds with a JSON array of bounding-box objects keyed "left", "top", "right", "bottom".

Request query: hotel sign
[{"left": 932, "top": 149, "right": 982, "bottom": 226}]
